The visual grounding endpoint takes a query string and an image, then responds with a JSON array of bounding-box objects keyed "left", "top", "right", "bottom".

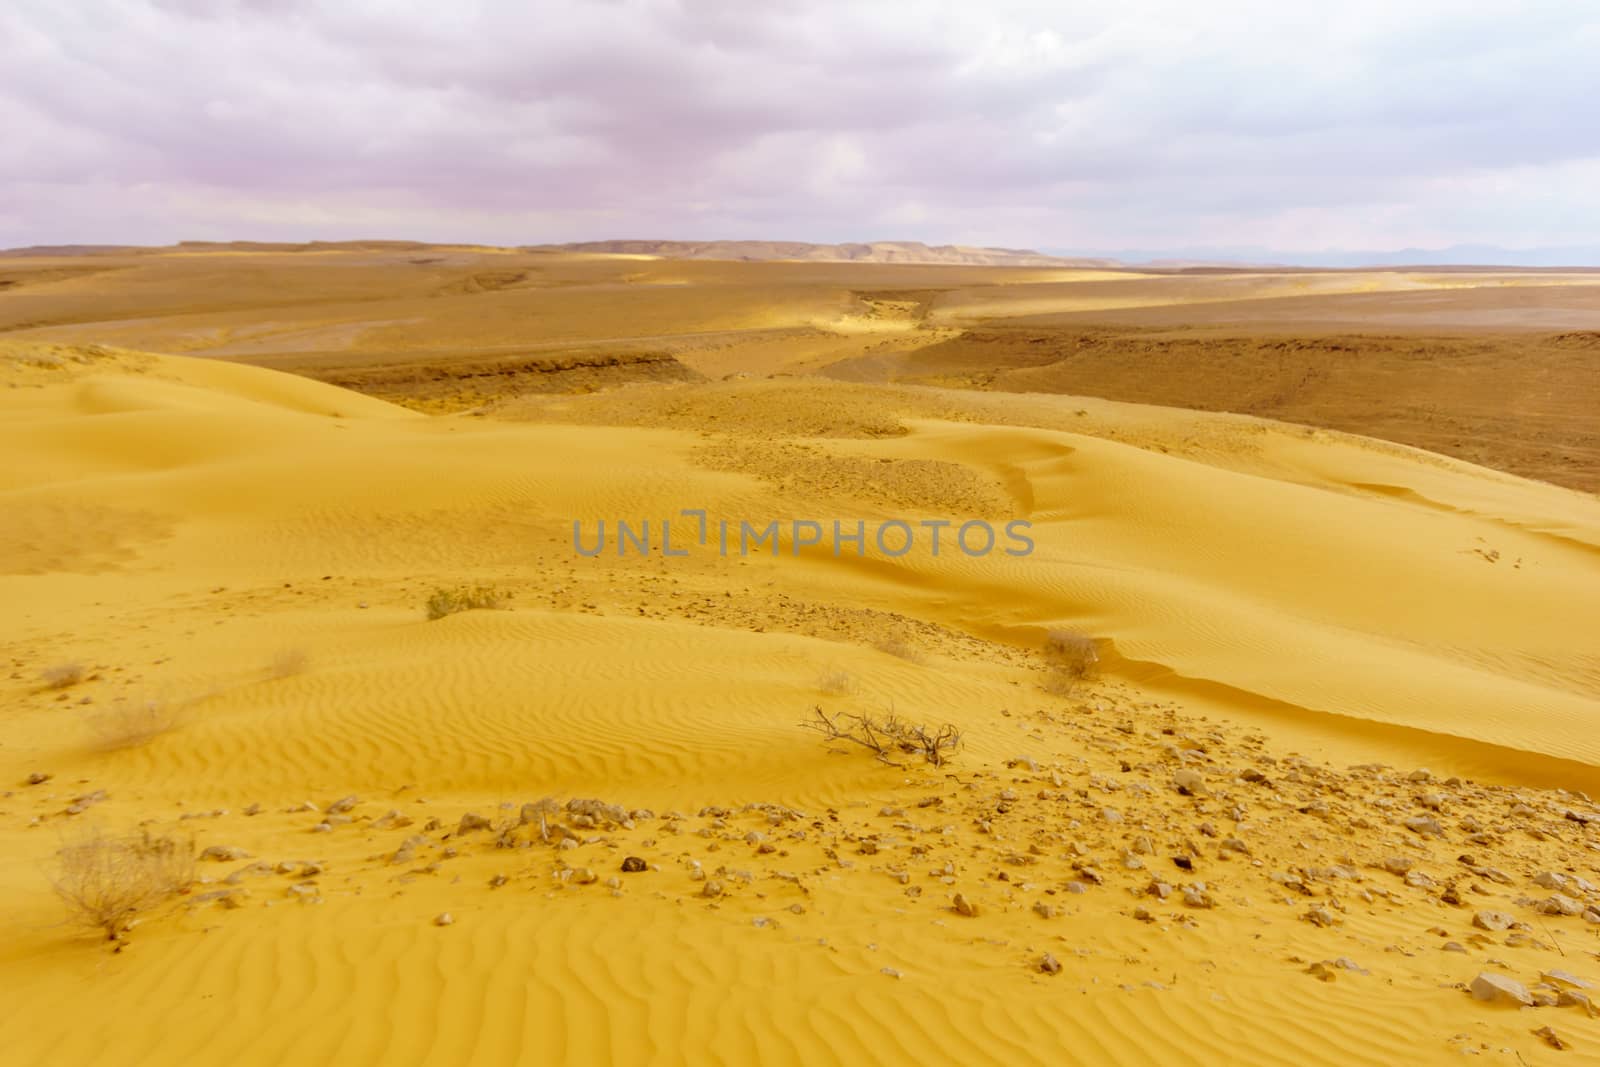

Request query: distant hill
[
  {"left": 1056, "top": 244, "right": 1600, "bottom": 270},
  {"left": 540, "top": 239, "right": 1119, "bottom": 268},
  {"left": 0, "top": 244, "right": 145, "bottom": 257}
]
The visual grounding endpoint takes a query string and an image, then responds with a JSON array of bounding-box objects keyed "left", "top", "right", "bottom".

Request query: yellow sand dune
[{"left": 2, "top": 345, "right": 1598, "bottom": 1065}]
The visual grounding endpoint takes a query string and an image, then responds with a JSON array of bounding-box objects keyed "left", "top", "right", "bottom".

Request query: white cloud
[{"left": 1, "top": 0, "right": 1597, "bottom": 253}]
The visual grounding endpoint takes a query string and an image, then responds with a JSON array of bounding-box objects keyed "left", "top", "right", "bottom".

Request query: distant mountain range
[
  {"left": 5, "top": 238, "right": 1597, "bottom": 271},
  {"left": 1053, "top": 244, "right": 1600, "bottom": 270},
  {"left": 538, "top": 240, "right": 1118, "bottom": 268}
]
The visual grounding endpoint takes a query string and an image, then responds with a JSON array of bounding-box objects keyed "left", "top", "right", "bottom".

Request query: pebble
[{"left": 434, "top": 912, "right": 454, "bottom": 927}]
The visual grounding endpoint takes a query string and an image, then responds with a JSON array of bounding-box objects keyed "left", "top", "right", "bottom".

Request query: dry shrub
[
  {"left": 873, "top": 637, "right": 924, "bottom": 665},
  {"left": 802, "top": 706, "right": 962, "bottom": 767},
  {"left": 817, "top": 669, "right": 859, "bottom": 697},
  {"left": 52, "top": 828, "right": 195, "bottom": 945},
  {"left": 426, "top": 584, "right": 507, "bottom": 621},
  {"left": 41, "top": 662, "right": 86, "bottom": 689},
  {"left": 1043, "top": 628, "right": 1098, "bottom": 693},
  {"left": 88, "top": 697, "right": 179, "bottom": 750}
]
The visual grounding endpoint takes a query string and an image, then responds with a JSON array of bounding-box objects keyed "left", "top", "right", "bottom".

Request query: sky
[{"left": 3, "top": 0, "right": 1599, "bottom": 261}]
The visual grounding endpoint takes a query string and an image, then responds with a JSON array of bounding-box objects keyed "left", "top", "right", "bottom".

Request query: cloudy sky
[{"left": 3, "top": 0, "right": 1598, "bottom": 258}]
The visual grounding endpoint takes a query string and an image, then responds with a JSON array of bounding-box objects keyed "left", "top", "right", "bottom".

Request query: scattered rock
[
  {"left": 1473, "top": 910, "right": 1515, "bottom": 932},
  {"left": 621, "top": 856, "right": 647, "bottom": 873},
  {"left": 1532, "top": 1025, "right": 1568, "bottom": 1050},
  {"left": 1039, "top": 953, "right": 1062, "bottom": 974},
  {"left": 434, "top": 912, "right": 454, "bottom": 927},
  {"left": 1543, "top": 970, "right": 1594, "bottom": 991},
  {"left": 952, "top": 892, "right": 980, "bottom": 917},
  {"left": 199, "top": 845, "right": 251, "bottom": 862},
  {"left": 1470, "top": 972, "right": 1533, "bottom": 1007},
  {"left": 457, "top": 812, "right": 493, "bottom": 835},
  {"left": 1172, "top": 769, "right": 1206, "bottom": 796},
  {"left": 1537, "top": 893, "right": 1585, "bottom": 916}
]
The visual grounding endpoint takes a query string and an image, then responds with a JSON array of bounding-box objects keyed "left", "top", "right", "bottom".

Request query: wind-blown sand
[{"left": 3, "top": 335, "right": 1599, "bottom": 1065}]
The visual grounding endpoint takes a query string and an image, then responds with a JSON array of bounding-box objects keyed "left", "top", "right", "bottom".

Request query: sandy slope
[{"left": 2, "top": 343, "right": 1599, "bottom": 1065}]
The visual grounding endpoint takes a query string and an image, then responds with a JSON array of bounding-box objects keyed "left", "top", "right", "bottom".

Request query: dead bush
[
  {"left": 801, "top": 705, "right": 962, "bottom": 767},
  {"left": 52, "top": 828, "right": 194, "bottom": 945},
  {"left": 41, "top": 662, "right": 86, "bottom": 689},
  {"left": 1043, "top": 628, "right": 1098, "bottom": 693},
  {"left": 817, "top": 669, "right": 859, "bottom": 697},
  {"left": 426, "top": 584, "right": 507, "bottom": 621},
  {"left": 873, "top": 638, "right": 924, "bottom": 665},
  {"left": 88, "top": 697, "right": 179, "bottom": 750}
]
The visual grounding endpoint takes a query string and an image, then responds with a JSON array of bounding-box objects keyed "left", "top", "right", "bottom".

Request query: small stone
[
  {"left": 1303, "top": 905, "right": 1340, "bottom": 928},
  {"left": 199, "top": 845, "right": 251, "bottom": 862},
  {"left": 571, "top": 867, "right": 598, "bottom": 885},
  {"left": 1173, "top": 769, "right": 1206, "bottom": 796},
  {"left": 434, "top": 912, "right": 454, "bottom": 927},
  {"left": 1039, "top": 953, "right": 1062, "bottom": 974},
  {"left": 26, "top": 772, "right": 50, "bottom": 786},
  {"left": 327, "top": 794, "right": 359, "bottom": 814},
  {"left": 1538, "top": 893, "right": 1585, "bottom": 916},
  {"left": 1543, "top": 970, "right": 1594, "bottom": 991},
  {"left": 1404, "top": 815, "right": 1444, "bottom": 836},
  {"left": 621, "top": 856, "right": 647, "bottom": 873},
  {"left": 1473, "top": 910, "right": 1515, "bottom": 932},
  {"left": 702, "top": 880, "right": 724, "bottom": 898},
  {"left": 1532, "top": 1026, "right": 1568, "bottom": 1051},
  {"left": 457, "top": 812, "right": 493, "bottom": 835},
  {"left": 952, "top": 892, "right": 979, "bottom": 917},
  {"left": 1557, "top": 990, "right": 1597, "bottom": 1017},
  {"left": 1470, "top": 972, "right": 1533, "bottom": 1006},
  {"left": 1381, "top": 856, "right": 1414, "bottom": 875}
]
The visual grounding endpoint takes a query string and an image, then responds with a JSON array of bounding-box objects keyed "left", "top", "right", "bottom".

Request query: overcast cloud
[{"left": 2, "top": 0, "right": 1598, "bottom": 257}]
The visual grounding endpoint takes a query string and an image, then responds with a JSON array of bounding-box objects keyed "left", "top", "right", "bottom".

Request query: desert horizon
[{"left": 5, "top": 1, "right": 1600, "bottom": 1065}]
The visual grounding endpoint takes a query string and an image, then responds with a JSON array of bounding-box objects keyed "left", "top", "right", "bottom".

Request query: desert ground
[{"left": 3, "top": 244, "right": 1600, "bottom": 1065}]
